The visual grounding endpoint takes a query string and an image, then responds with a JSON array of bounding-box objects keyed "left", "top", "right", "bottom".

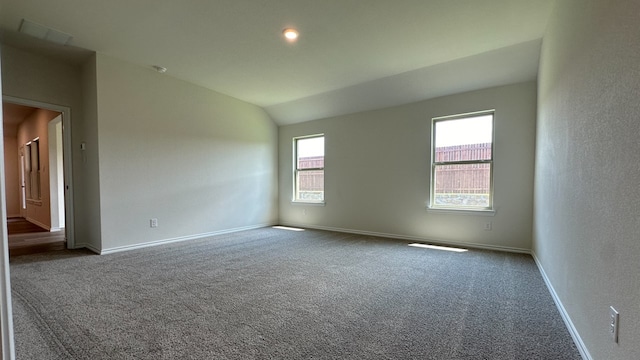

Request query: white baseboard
[
  {"left": 280, "top": 223, "right": 531, "bottom": 254},
  {"left": 285, "top": 223, "right": 588, "bottom": 358},
  {"left": 25, "top": 217, "right": 50, "bottom": 231},
  {"left": 75, "top": 243, "right": 100, "bottom": 254},
  {"left": 532, "top": 252, "right": 591, "bottom": 360},
  {"left": 75, "top": 220, "right": 588, "bottom": 360},
  {"left": 99, "top": 223, "right": 276, "bottom": 255}
]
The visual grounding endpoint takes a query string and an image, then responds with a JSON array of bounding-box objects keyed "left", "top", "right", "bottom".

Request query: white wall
[
  {"left": 1, "top": 44, "right": 95, "bottom": 246},
  {"left": 94, "top": 54, "right": 278, "bottom": 252},
  {"left": 279, "top": 82, "right": 537, "bottom": 251},
  {"left": 0, "top": 43, "right": 16, "bottom": 360},
  {"left": 534, "top": 1, "right": 640, "bottom": 359},
  {"left": 1, "top": 45, "right": 279, "bottom": 253},
  {"left": 79, "top": 54, "right": 102, "bottom": 250}
]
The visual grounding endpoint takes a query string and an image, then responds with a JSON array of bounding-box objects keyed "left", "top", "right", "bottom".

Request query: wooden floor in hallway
[{"left": 7, "top": 218, "right": 66, "bottom": 257}]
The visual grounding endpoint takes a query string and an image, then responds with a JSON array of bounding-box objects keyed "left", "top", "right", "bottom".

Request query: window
[
  {"left": 430, "top": 111, "right": 494, "bottom": 211},
  {"left": 294, "top": 134, "right": 324, "bottom": 203},
  {"left": 25, "top": 138, "right": 42, "bottom": 202}
]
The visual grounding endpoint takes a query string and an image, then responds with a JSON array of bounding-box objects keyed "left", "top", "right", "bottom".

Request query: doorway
[{"left": 2, "top": 96, "right": 75, "bottom": 255}]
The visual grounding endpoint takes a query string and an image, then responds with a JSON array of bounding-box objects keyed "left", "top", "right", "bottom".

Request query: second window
[{"left": 431, "top": 111, "right": 494, "bottom": 210}]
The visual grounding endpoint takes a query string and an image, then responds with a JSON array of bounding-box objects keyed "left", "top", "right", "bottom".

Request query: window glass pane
[
  {"left": 296, "top": 170, "right": 324, "bottom": 201},
  {"left": 297, "top": 137, "right": 324, "bottom": 169},
  {"left": 435, "top": 115, "right": 492, "bottom": 161},
  {"left": 433, "top": 163, "right": 490, "bottom": 207},
  {"left": 295, "top": 135, "right": 324, "bottom": 202}
]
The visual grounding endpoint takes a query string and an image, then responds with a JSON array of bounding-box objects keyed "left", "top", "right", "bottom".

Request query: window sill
[
  {"left": 427, "top": 207, "right": 495, "bottom": 216},
  {"left": 291, "top": 200, "right": 326, "bottom": 206}
]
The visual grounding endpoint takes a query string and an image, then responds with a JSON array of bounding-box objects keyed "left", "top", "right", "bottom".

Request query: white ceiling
[{"left": 0, "top": 0, "right": 554, "bottom": 125}]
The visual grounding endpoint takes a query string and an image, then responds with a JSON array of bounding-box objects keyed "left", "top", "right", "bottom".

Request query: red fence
[
  {"left": 297, "top": 156, "right": 324, "bottom": 199},
  {"left": 434, "top": 143, "right": 491, "bottom": 194},
  {"left": 435, "top": 143, "right": 491, "bottom": 162},
  {"left": 294, "top": 144, "right": 491, "bottom": 202}
]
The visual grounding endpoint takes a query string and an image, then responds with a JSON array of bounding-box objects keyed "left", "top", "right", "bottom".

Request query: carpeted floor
[{"left": 9, "top": 227, "right": 582, "bottom": 359}]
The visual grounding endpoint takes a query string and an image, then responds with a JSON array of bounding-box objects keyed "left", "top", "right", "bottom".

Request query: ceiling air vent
[{"left": 18, "top": 19, "right": 73, "bottom": 46}]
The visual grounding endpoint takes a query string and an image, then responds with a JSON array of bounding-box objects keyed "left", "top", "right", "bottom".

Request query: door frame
[
  {"left": 2, "top": 95, "right": 76, "bottom": 248},
  {"left": 19, "top": 146, "right": 26, "bottom": 216},
  {"left": 48, "top": 115, "right": 65, "bottom": 231}
]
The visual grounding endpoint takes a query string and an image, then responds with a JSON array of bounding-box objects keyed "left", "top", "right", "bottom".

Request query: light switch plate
[{"left": 609, "top": 306, "right": 619, "bottom": 343}]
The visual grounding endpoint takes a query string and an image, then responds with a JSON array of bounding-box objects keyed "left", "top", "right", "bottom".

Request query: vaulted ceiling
[{"left": 0, "top": 0, "right": 555, "bottom": 124}]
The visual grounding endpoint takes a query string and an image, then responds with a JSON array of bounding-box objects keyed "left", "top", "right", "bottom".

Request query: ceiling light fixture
[
  {"left": 152, "top": 65, "right": 167, "bottom": 73},
  {"left": 283, "top": 28, "right": 299, "bottom": 41}
]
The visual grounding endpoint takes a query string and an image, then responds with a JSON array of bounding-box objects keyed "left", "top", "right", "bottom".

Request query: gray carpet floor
[{"left": 9, "top": 227, "right": 582, "bottom": 359}]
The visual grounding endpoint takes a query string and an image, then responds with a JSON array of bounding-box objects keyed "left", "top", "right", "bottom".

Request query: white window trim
[
  {"left": 292, "top": 134, "right": 325, "bottom": 204},
  {"left": 291, "top": 200, "right": 326, "bottom": 206},
  {"left": 426, "top": 207, "right": 496, "bottom": 216},
  {"left": 428, "top": 110, "right": 495, "bottom": 212}
]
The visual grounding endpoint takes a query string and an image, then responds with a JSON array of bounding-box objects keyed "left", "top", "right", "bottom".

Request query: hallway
[{"left": 7, "top": 218, "right": 65, "bottom": 256}]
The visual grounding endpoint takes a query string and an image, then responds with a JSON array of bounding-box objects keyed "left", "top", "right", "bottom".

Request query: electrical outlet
[
  {"left": 483, "top": 222, "right": 492, "bottom": 231},
  {"left": 609, "top": 306, "right": 619, "bottom": 343},
  {"left": 150, "top": 218, "right": 158, "bottom": 228}
]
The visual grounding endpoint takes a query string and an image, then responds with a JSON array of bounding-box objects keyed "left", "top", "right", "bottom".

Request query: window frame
[
  {"left": 25, "top": 137, "right": 42, "bottom": 203},
  {"left": 429, "top": 110, "right": 495, "bottom": 213},
  {"left": 292, "top": 134, "right": 325, "bottom": 204}
]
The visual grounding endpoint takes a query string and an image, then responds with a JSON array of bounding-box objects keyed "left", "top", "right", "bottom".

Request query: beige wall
[
  {"left": 3, "top": 136, "right": 19, "bottom": 217},
  {"left": 279, "top": 81, "right": 537, "bottom": 251},
  {"left": 94, "top": 54, "right": 279, "bottom": 252},
  {"left": 534, "top": 0, "right": 640, "bottom": 359},
  {"left": 16, "top": 109, "right": 59, "bottom": 229}
]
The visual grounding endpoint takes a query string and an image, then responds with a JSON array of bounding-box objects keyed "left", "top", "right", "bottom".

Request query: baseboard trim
[
  {"left": 99, "top": 223, "right": 276, "bottom": 255},
  {"left": 25, "top": 217, "right": 51, "bottom": 231},
  {"left": 280, "top": 223, "right": 531, "bottom": 254},
  {"left": 75, "top": 243, "right": 100, "bottom": 254},
  {"left": 531, "top": 252, "right": 591, "bottom": 360}
]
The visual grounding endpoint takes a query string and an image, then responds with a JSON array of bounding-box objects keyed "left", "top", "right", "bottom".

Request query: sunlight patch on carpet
[
  {"left": 408, "top": 243, "right": 468, "bottom": 252},
  {"left": 272, "top": 226, "right": 305, "bottom": 232}
]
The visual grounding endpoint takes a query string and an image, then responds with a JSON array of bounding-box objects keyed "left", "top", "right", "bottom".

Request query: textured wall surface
[
  {"left": 534, "top": 0, "right": 640, "bottom": 358},
  {"left": 95, "top": 54, "right": 279, "bottom": 251},
  {"left": 280, "top": 82, "right": 537, "bottom": 251}
]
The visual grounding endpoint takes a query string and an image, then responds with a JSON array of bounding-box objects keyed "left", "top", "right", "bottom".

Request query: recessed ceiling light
[
  {"left": 283, "top": 28, "right": 299, "bottom": 41},
  {"left": 152, "top": 65, "right": 167, "bottom": 73}
]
